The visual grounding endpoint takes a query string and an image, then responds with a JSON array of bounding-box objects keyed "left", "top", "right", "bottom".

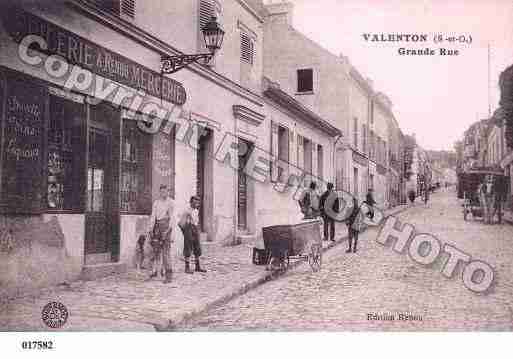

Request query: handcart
[
  {"left": 458, "top": 166, "right": 508, "bottom": 224},
  {"left": 262, "top": 219, "right": 322, "bottom": 272}
]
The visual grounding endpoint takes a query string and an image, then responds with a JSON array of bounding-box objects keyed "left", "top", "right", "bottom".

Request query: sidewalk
[
  {"left": 0, "top": 205, "right": 410, "bottom": 331},
  {"left": 503, "top": 209, "right": 513, "bottom": 225}
]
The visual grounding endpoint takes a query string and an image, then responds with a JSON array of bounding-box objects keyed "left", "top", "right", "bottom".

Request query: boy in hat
[{"left": 179, "top": 196, "right": 207, "bottom": 274}]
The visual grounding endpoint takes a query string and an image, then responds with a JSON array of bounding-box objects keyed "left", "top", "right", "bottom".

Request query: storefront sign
[
  {"left": 2, "top": 7, "right": 187, "bottom": 106},
  {"left": 0, "top": 72, "right": 45, "bottom": 213}
]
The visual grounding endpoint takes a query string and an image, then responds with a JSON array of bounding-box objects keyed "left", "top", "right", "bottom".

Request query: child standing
[{"left": 178, "top": 196, "right": 207, "bottom": 274}]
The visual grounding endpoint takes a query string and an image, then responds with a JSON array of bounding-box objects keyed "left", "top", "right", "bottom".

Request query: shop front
[
  {"left": 0, "top": 4, "right": 269, "bottom": 296},
  {"left": 0, "top": 7, "right": 183, "bottom": 294}
]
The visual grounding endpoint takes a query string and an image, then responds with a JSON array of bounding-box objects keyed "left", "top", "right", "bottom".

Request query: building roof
[{"left": 242, "top": 0, "right": 267, "bottom": 20}]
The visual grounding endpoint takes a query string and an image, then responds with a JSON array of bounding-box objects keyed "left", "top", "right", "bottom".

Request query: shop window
[
  {"left": 0, "top": 73, "right": 47, "bottom": 213},
  {"left": 47, "top": 96, "right": 85, "bottom": 211},
  {"left": 120, "top": 118, "right": 152, "bottom": 213},
  {"left": 297, "top": 69, "right": 313, "bottom": 93}
]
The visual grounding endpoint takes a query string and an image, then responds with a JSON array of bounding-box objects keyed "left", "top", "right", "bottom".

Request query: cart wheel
[{"left": 308, "top": 243, "right": 322, "bottom": 272}]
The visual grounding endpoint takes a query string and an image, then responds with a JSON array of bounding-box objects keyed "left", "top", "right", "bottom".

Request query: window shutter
[
  {"left": 120, "top": 0, "right": 135, "bottom": 18},
  {"left": 280, "top": 127, "right": 290, "bottom": 182},
  {"left": 92, "top": 0, "right": 135, "bottom": 18},
  {"left": 270, "top": 121, "right": 279, "bottom": 182},
  {"left": 297, "top": 135, "right": 304, "bottom": 170},
  {"left": 240, "top": 33, "right": 254, "bottom": 65},
  {"left": 317, "top": 145, "right": 324, "bottom": 180},
  {"left": 199, "top": 0, "right": 215, "bottom": 30},
  {"left": 289, "top": 131, "right": 295, "bottom": 167},
  {"left": 312, "top": 141, "right": 318, "bottom": 178}
]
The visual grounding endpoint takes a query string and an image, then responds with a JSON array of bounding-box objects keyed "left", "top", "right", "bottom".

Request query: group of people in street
[
  {"left": 299, "top": 182, "right": 376, "bottom": 254},
  {"left": 144, "top": 184, "right": 206, "bottom": 284},
  {"left": 144, "top": 180, "right": 378, "bottom": 283}
]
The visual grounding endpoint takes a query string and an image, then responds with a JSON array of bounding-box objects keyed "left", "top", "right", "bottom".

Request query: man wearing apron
[{"left": 148, "top": 184, "right": 175, "bottom": 283}]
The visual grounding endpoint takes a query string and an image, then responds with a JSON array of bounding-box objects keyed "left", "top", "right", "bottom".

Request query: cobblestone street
[{"left": 184, "top": 189, "right": 513, "bottom": 331}]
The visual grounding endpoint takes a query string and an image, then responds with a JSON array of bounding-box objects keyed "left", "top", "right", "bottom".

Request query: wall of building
[
  {"left": 263, "top": 3, "right": 351, "bottom": 132},
  {"left": 371, "top": 103, "right": 390, "bottom": 207},
  {"left": 127, "top": 0, "right": 265, "bottom": 94},
  {"left": 349, "top": 76, "right": 370, "bottom": 153},
  {"left": 0, "top": 1, "right": 267, "bottom": 296},
  {"left": 255, "top": 99, "right": 334, "bottom": 238}
]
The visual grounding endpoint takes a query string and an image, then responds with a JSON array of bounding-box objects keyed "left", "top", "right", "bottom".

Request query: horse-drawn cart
[
  {"left": 262, "top": 219, "right": 322, "bottom": 272},
  {"left": 457, "top": 166, "right": 508, "bottom": 224}
]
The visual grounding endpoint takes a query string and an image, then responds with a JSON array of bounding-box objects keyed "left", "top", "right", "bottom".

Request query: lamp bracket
[{"left": 161, "top": 53, "right": 214, "bottom": 74}]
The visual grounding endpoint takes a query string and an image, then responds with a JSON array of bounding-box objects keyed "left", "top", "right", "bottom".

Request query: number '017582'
[{"left": 21, "top": 341, "right": 54, "bottom": 350}]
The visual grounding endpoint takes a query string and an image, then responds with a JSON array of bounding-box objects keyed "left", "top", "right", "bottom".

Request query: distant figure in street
[
  {"left": 148, "top": 184, "right": 174, "bottom": 283},
  {"left": 179, "top": 196, "right": 207, "bottom": 274},
  {"left": 299, "top": 181, "right": 321, "bottom": 219},
  {"left": 408, "top": 189, "right": 416, "bottom": 204},
  {"left": 364, "top": 188, "right": 376, "bottom": 220},
  {"left": 478, "top": 176, "right": 495, "bottom": 224},
  {"left": 320, "top": 182, "right": 338, "bottom": 242}
]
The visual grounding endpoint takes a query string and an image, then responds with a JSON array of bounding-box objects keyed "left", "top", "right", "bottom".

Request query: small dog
[{"left": 133, "top": 234, "right": 147, "bottom": 271}]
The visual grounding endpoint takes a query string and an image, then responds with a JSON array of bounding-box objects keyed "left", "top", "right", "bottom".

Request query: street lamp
[{"left": 161, "top": 16, "right": 225, "bottom": 74}]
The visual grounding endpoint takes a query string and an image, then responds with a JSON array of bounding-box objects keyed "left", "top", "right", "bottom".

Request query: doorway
[
  {"left": 196, "top": 128, "right": 213, "bottom": 232},
  {"left": 84, "top": 104, "right": 120, "bottom": 265},
  {"left": 238, "top": 138, "right": 253, "bottom": 231}
]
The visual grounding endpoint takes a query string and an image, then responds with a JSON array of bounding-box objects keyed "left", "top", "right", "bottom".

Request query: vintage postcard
[{"left": 0, "top": 0, "right": 512, "bottom": 355}]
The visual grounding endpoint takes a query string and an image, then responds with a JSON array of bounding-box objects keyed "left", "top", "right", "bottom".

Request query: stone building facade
[{"left": 0, "top": 0, "right": 270, "bottom": 296}]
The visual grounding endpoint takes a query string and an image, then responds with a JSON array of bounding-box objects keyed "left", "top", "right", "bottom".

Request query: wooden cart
[{"left": 262, "top": 219, "right": 322, "bottom": 272}]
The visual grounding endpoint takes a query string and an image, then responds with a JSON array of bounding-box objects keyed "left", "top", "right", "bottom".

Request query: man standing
[
  {"left": 299, "top": 181, "right": 321, "bottom": 219},
  {"left": 179, "top": 196, "right": 207, "bottom": 274},
  {"left": 148, "top": 184, "right": 174, "bottom": 283},
  {"left": 320, "top": 182, "right": 337, "bottom": 242}
]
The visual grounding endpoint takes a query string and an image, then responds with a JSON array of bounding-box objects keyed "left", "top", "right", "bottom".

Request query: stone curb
[{"left": 156, "top": 204, "right": 412, "bottom": 331}]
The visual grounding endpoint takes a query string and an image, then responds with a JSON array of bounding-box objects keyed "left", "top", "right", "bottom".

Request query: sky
[{"left": 266, "top": 0, "right": 513, "bottom": 151}]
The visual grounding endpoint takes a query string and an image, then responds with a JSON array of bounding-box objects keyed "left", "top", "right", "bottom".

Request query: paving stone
[{"left": 184, "top": 190, "right": 513, "bottom": 331}]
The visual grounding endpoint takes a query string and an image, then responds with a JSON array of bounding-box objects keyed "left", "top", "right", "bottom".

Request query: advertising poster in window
[{"left": 0, "top": 72, "right": 45, "bottom": 213}]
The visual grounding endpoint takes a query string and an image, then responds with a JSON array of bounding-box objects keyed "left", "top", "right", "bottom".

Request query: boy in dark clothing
[
  {"left": 320, "top": 182, "right": 338, "bottom": 242},
  {"left": 346, "top": 197, "right": 361, "bottom": 253},
  {"left": 178, "top": 196, "right": 206, "bottom": 274}
]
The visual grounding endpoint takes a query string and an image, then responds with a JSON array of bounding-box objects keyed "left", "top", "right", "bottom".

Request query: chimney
[{"left": 265, "top": 1, "right": 294, "bottom": 26}]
